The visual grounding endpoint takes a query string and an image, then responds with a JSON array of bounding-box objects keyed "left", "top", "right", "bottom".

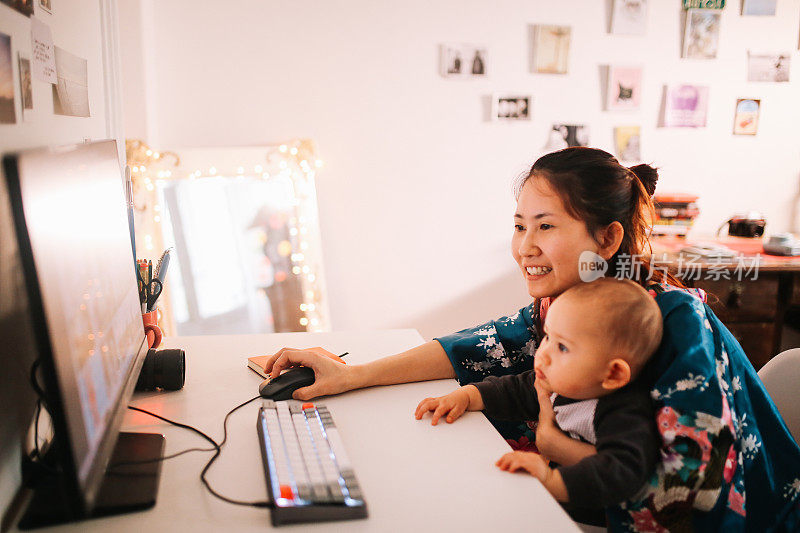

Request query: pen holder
[{"left": 142, "top": 309, "right": 162, "bottom": 349}]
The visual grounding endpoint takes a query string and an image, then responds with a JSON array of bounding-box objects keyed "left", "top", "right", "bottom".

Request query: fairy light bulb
[{"left": 299, "top": 318, "right": 309, "bottom": 326}]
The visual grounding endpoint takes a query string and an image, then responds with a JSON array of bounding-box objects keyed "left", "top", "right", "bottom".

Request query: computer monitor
[{"left": 2, "top": 140, "right": 164, "bottom": 528}]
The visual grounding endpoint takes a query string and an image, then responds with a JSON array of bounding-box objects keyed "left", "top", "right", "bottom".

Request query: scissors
[{"left": 138, "top": 273, "right": 163, "bottom": 312}]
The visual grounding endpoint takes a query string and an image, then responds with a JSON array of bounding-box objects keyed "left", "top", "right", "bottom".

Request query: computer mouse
[{"left": 258, "top": 366, "right": 316, "bottom": 401}]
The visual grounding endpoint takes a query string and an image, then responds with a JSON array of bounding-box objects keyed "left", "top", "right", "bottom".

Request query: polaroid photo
[
  {"left": 733, "top": 99, "right": 760, "bottom": 135},
  {"left": 742, "top": 0, "right": 777, "bottom": 16},
  {"left": 610, "top": 0, "right": 648, "bottom": 35},
  {"left": 0, "top": 32, "right": 16, "bottom": 124},
  {"left": 614, "top": 126, "right": 641, "bottom": 162},
  {"left": 492, "top": 95, "right": 532, "bottom": 121},
  {"left": 607, "top": 66, "right": 642, "bottom": 111},
  {"left": 532, "top": 25, "right": 571, "bottom": 74},
  {"left": 661, "top": 85, "right": 709, "bottom": 127},
  {"left": 683, "top": 9, "right": 721, "bottom": 59},
  {"left": 18, "top": 53, "right": 32, "bottom": 118},
  {"left": 440, "top": 44, "right": 487, "bottom": 78},
  {"left": 747, "top": 53, "right": 790, "bottom": 82},
  {"left": 545, "top": 124, "right": 589, "bottom": 149}
]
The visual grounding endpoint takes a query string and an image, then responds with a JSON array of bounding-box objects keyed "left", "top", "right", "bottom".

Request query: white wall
[
  {"left": 122, "top": 0, "right": 800, "bottom": 340},
  {"left": 0, "top": 0, "right": 123, "bottom": 519}
]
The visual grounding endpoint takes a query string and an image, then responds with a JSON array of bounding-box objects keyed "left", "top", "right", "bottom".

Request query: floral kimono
[{"left": 435, "top": 284, "right": 800, "bottom": 531}]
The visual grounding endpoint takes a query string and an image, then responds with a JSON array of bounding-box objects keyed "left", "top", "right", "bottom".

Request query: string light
[{"left": 126, "top": 138, "right": 328, "bottom": 333}]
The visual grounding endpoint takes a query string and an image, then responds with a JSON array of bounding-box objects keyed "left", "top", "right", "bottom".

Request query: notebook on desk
[{"left": 248, "top": 355, "right": 270, "bottom": 378}]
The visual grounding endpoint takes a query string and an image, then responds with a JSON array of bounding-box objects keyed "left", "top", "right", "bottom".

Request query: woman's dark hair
[{"left": 515, "top": 147, "right": 684, "bottom": 288}]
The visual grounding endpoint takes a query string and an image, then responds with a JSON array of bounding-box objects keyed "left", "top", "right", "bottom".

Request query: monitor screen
[{"left": 3, "top": 140, "right": 149, "bottom": 514}]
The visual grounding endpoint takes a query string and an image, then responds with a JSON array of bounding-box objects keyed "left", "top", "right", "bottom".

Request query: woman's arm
[
  {"left": 264, "top": 341, "right": 455, "bottom": 400},
  {"left": 351, "top": 340, "right": 456, "bottom": 388}
]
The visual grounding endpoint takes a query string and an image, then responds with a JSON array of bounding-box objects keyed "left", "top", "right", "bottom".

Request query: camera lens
[{"left": 136, "top": 348, "right": 185, "bottom": 391}]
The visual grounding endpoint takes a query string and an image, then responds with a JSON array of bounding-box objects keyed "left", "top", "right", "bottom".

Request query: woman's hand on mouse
[{"left": 265, "top": 347, "right": 350, "bottom": 400}]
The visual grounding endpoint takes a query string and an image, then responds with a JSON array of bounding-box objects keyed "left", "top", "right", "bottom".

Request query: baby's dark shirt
[{"left": 473, "top": 369, "right": 660, "bottom": 508}]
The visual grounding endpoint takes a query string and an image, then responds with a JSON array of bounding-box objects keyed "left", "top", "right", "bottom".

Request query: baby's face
[{"left": 533, "top": 296, "right": 616, "bottom": 400}]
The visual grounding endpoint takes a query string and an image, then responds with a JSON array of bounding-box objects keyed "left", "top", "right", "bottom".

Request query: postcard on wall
[
  {"left": 18, "top": 53, "right": 32, "bottom": 118},
  {"left": 742, "top": 0, "right": 777, "bottom": 16},
  {"left": 614, "top": 126, "right": 641, "bottom": 162},
  {"left": 610, "top": 0, "right": 648, "bottom": 35},
  {"left": 545, "top": 124, "right": 589, "bottom": 149},
  {"left": 662, "top": 85, "right": 709, "bottom": 127},
  {"left": 533, "top": 25, "right": 571, "bottom": 74},
  {"left": 682, "top": 0, "right": 725, "bottom": 8},
  {"left": 52, "top": 46, "right": 89, "bottom": 117},
  {"left": 747, "top": 53, "right": 790, "bottom": 82},
  {"left": 492, "top": 95, "right": 531, "bottom": 121},
  {"left": 440, "top": 43, "right": 487, "bottom": 78},
  {"left": 0, "top": 32, "right": 16, "bottom": 124},
  {"left": 607, "top": 66, "right": 642, "bottom": 111},
  {"left": 1, "top": 0, "right": 33, "bottom": 16},
  {"left": 683, "top": 9, "right": 721, "bottom": 59},
  {"left": 30, "top": 16, "right": 56, "bottom": 83},
  {"left": 733, "top": 99, "right": 760, "bottom": 135}
]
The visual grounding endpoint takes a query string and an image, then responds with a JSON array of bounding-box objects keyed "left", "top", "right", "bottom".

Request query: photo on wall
[
  {"left": 614, "top": 126, "right": 641, "bottom": 162},
  {"left": 545, "top": 124, "right": 589, "bottom": 149},
  {"left": 661, "top": 85, "right": 709, "bottom": 127},
  {"left": 532, "top": 25, "right": 571, "bottom": 74},
  {"left": 742, "top": 0, "right": 777, "bottom": 16},
  {"left": 0, "top": 32, "right": 16, "bottom": 124},
  {"left": 747, "top": 53, "right": 790, "bottom": 82},
  {"left": 733, "top": 99, "right": 760, "bottom": 135},
  {"left": 606, "top": 66, "right": 642, "bottom": 111},
  {"left": 492, "top": 95, "right": 531, "bottom": 121},
  {"left": 18, "top": 53, "right": 32, "bottom": 112},
  {"left": 440, "top": 44, "right": 487, "bottom": 78},
  {"left": 683, "top": 9, "right": 721, "bottom": 59},
  {"left": 610, "top": 0, "right": 648, "bottom": 35}
]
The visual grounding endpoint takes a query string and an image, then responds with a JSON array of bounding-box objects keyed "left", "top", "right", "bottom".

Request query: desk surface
[
  {"left": 652, "top": 235, "right": 800, "bottom": 272},
  {"left": 23, "top": 329, "right": 577, "bottom": 532}
]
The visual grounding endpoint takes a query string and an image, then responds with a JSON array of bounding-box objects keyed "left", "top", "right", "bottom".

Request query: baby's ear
[{"left": 601, "top": 359, "right": 631, "bottom": 390}]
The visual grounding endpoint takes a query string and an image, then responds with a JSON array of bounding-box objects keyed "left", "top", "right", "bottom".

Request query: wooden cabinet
[
  {"left": 652, "top": 236, "right": 800, "bottom": 371},
  {"left": 684, "top": 272, "right": 793, "bottom": 370}
]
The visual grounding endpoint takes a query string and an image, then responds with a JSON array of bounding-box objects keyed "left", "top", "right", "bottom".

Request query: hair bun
[{"left": 628, "top": 164, "right": 658, "bottom": 197}]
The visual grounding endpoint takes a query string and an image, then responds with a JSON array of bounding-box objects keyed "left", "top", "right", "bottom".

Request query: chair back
[{"left": 757, "top": 348, "right": 800, "bottom": 444}]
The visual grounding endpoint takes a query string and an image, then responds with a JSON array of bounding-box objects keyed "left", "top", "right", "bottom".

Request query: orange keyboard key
[
  {"left": 302, "top": 402, "right": 314, "bottom": 410},
  {"left": 279, "top": 485, "right": 294, "bottom": 499}
]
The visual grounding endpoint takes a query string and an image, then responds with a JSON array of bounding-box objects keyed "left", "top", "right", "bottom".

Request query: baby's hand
[
  {"left": 495, "top": 451, "right": 550, "bottom": 481},
  {"left": 415, "top": 387, "right": 472, "bottom": 425}
]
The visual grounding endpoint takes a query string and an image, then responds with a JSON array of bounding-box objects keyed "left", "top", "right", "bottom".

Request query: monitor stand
[{"left": 18, "top": 432, "right": 165, "bottom": 530}]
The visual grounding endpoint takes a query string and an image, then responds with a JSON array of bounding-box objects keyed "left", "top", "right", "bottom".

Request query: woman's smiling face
[{"left": 511, "top": 176, "right": 605, "bottom": 300}]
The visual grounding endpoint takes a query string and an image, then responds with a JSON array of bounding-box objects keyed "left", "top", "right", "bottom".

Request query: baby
[{"left": 415, "top": 278, "right": 663, "bottom": 511}]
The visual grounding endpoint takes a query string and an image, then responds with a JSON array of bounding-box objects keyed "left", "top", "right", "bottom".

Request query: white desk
[{"left": 23, "top": 329, "right": 578, "bottom": 532}]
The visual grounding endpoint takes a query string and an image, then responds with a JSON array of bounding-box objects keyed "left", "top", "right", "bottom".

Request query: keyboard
[{"left": 257, "top": 400, "right": 367, "bottom": 526}]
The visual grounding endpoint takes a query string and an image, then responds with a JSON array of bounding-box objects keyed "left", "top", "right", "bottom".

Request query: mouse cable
[{"left": 127, "top": 395, "right": 269, "bottom": 508}]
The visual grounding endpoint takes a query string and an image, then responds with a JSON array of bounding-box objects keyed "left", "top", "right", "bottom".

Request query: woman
[{"left": 263, "top": 148, "right": 800, "bottom": 531}]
